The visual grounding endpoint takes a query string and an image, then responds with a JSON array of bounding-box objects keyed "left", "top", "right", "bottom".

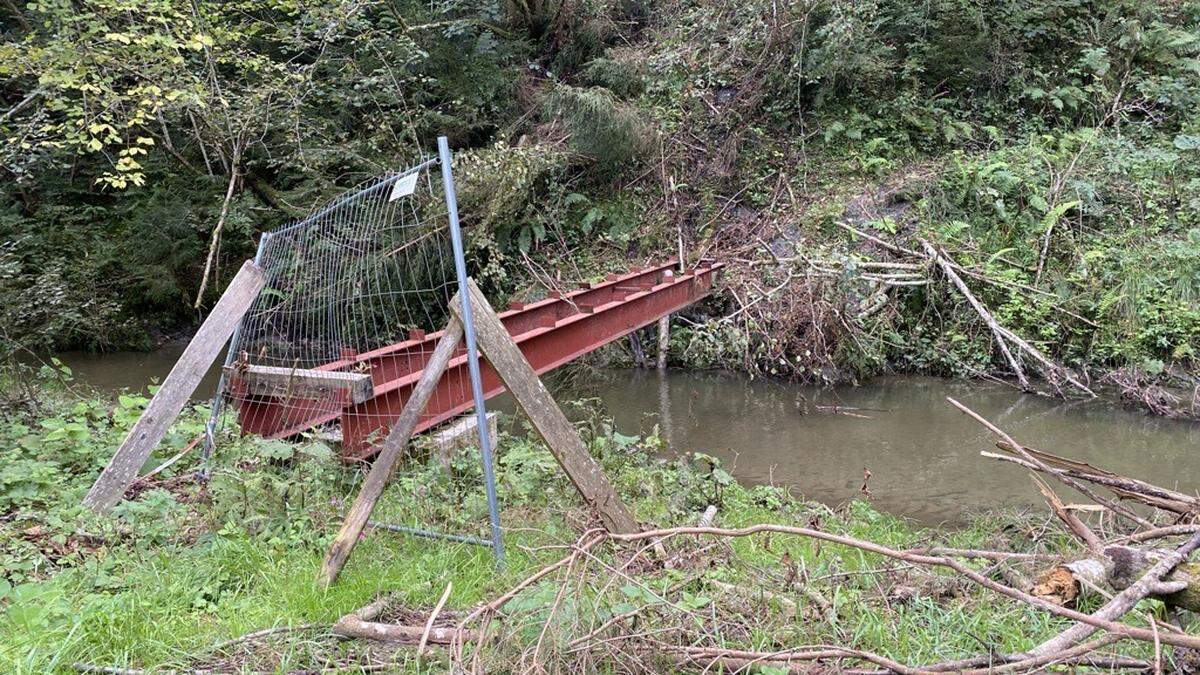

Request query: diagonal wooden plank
[
  {"left": 453, "top": 279, "right": 639, "bottom": 534},
  {"left": 318, "top": 315, "right": 465, "bottom": 587},
  {"left": 83, "top": 260, "right": 266, "bottom": 513}
]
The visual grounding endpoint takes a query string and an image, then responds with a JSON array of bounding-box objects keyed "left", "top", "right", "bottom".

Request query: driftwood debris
[
  {"left": 950, "top": 396, "right": 1152, "bottom": 528},
  {"left": 922, "top": 240, "right": 1031, "bottom": 392},
  {"left": 985, "top": 440, "right": 1200, "bottom": 516},
  {"left": 921, "top": 240, "right": 1094, "bottom": 398}
]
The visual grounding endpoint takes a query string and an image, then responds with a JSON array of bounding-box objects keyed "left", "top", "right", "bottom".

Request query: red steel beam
[{"left": 231, "top": 260, "right": 722, "bottom": 459}]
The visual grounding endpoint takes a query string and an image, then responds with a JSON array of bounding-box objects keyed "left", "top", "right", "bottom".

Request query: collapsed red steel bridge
[{"left": 230, "top": 260, "right": 723, "bottom": 459}]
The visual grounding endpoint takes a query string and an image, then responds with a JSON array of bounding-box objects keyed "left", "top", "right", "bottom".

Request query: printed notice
[{"left": 389, "top": 171, "right": 419, "bottom": 201}]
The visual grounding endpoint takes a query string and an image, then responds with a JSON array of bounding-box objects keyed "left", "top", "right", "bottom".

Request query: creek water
[
  {"left": 56, "top": 348, "right": 1200, "bottom": 524},
  {"left": 540, "top": 370, "right": 1200, "bottom": 523}
]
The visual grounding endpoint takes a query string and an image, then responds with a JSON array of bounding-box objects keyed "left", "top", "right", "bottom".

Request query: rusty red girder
[{"left": 232, "top": 260, "right": 723, "bottom": 459}]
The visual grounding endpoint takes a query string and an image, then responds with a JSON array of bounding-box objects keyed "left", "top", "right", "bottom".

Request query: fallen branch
[
  {"left": 1032, "top": 474, "right": 1103, "bottom": 554},
  {"left": 993, "top": 323, "right": 1095, "bottom": 397},
  {"left": 206, "top": 621, "right": 324, "bottom": 653},
  {"left": 949, "top": 397, "right": 1153, "bottom": 528},
  {"left": 1122, "top": 524, "right": 1200, "bottom": 545},
  {"left": 72, "top": 666, "right": 143, "bottom": 675},
  {"left": 333, "top": 594, "right": 478, "bottom": 645},
  {"left": 922, "top": 240, "right": 1031, "bottom": 392},
  {"left": 649, "top": 635, "right": 1148, "bottom": 674},
  {"left": 418, "top": 582, "right": 454, "bottom": 656},
  {"left": 451, "top": 531, "right": 607, "bottom": 661},
  {"left": 986, "top": 441, "right": 1199, "bottom": 515},
  {"left": 605, "top": 525, "right": 1200, "bottom": 650}
]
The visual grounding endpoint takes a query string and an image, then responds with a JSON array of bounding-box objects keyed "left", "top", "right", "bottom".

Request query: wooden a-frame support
[
  {"left": 83, "top": 260, "right": 266, "bottom": 513},
  {"left": 318, "top": 279, "right": 638, "bottom": 587}
]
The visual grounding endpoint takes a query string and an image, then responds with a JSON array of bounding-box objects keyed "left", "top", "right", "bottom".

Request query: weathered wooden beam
[
  {"left": 83, "top": 260, "right": 266, "bottom": 513},
  {"left": 226, "top": 364, "right": 373, "bottom": 404},
  {"left": 318, "top": 315, "right": 465, "bottom": 587},
  {"left": 453, "top": 279, "right": 639, "bottom": 534}
]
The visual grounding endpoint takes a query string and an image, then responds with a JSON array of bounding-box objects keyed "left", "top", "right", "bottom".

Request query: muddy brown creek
[{"left": 57, "top": 347, "right": 1200, "bottom": 524}]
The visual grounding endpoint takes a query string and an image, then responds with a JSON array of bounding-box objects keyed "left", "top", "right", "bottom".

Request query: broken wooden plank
[
  {"left": 453, "top": 279, "right": 639, "bottom": 534},
  {"left": 318, "top": 315, "right": 465, "bottom": 587},
  {"left": 83, "top": 260, "right": 266, "bottom": 513},
  {"left": 226, "top": 364, "right": 373, "bottom": 404}
]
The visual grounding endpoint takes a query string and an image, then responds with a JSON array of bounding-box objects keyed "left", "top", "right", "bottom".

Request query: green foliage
[
  {"left": 916, "top": 128, "right": 1200, "bottom": 370},
  {"left": 580, "top": 55, "right": 647, "bottom": 99},
  {"left": 1, "top": 0, "right": 528, "bottom": 350},
  {"left": 544, "top": 84, "right": 652, "bottom": 175},
  {"left": 0, "top": 380, "right": 1178, "bottom": 672}
]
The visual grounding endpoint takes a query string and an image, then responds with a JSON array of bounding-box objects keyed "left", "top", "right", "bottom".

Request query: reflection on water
[
  {"left": 547, "top": 370, "right": 1200, "bottom": 524},
  {"left": 57, "top": 346, "right": 1200, "bottom": 524},
  {"left": 54, "top": 345, "right": 225, "bottom": 400}
]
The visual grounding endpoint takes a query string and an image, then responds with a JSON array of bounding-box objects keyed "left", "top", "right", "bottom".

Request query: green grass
[{"left": 0, "top": 383, "right": 1175, "bottom": 672}]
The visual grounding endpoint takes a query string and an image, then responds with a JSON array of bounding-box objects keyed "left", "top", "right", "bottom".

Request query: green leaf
[
  {"left": 257, "top": 440, "right": 295, "bottom": 460},
  {"left": 1174, "top": 134, "right": 1200, "bottom": 151}
]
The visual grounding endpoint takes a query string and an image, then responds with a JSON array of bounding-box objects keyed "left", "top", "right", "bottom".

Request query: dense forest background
[{"left": 4, "top": 0, "right": 1200, "bottom": 391}]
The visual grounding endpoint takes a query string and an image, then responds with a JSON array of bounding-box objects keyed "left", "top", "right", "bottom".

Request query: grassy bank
[{"left": 1, "top": 372, "right": 1190, "bottom": 672}]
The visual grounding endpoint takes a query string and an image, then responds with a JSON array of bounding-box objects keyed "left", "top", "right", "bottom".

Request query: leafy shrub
[{"left": 544, "top": 85, "right": 653, "bottom": 176}]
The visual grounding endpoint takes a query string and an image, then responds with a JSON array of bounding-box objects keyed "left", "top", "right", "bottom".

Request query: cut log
[
  {"left": 83, "top": 260, "right": 265, "bottom": 513},
  {"left": 1031, "top": 533, "right": 1200, "bottom": 657},
  {"left": 1034, "top": 546, "right": 1200, "bottom": 613},
  {"left": 225, "top": 364, "right": 373, "bottom": 404}
]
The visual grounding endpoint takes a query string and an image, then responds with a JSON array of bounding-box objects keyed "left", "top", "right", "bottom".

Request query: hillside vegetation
[{"left": 5, "top": 0, "right": 1200, "bottom": 397}]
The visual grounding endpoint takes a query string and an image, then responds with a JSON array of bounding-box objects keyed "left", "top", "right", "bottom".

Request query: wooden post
[
  {"left": 83, "top": 260, "right": 265, "bottom": 513},
  {"left": 656, "top": 315, "right": 669, "bottom": 370},
  {"left": 319, "top": 316, "right": 465, "bottom": 587},
  {"left": 454, "top": 279, "right": 639, "bottom": 534}
]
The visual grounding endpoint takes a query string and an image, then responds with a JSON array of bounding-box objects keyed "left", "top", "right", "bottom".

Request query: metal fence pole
[
  {"left": 438, "top": 136, "right": 505, "bottom": 566},
  {"left": 198, "top": 231, "right": 271, "bottom": 477}
]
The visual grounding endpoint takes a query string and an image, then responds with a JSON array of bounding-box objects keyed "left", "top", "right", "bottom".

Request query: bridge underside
[{"left": 230, "top": 260, "right": 723, "bottom": 459}]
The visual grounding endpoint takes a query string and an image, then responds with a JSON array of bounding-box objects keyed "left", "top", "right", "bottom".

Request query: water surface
[
  {"left": 55, "top": 345, "right": 224, "bottom": 400},
  {"left": 546, "top": 370, "right": 1200, "bottom": 523},
  {"left": 56, "top": 347, "right": 1200, "bottom": 524}
]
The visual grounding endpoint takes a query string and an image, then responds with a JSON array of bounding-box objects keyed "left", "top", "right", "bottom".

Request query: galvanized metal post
[
  {"left": 438, "top": 136, "right": 505, "bottom": 566},
  {"left": 199, "top": 231, "right": 271, "bottom": 477}
]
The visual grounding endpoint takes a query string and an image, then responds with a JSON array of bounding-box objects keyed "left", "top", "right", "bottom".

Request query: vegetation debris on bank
[{"left": 1, "top": 368, "right": 1198, "bottom": 673}]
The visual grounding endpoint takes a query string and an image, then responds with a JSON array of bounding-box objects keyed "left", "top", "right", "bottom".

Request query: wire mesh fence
[
  {"left": 236, "top": 158, "right": 455, "bottom": 371},
  {"left": 202, "top": 150, "right": 502, "bottom": 559}
]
